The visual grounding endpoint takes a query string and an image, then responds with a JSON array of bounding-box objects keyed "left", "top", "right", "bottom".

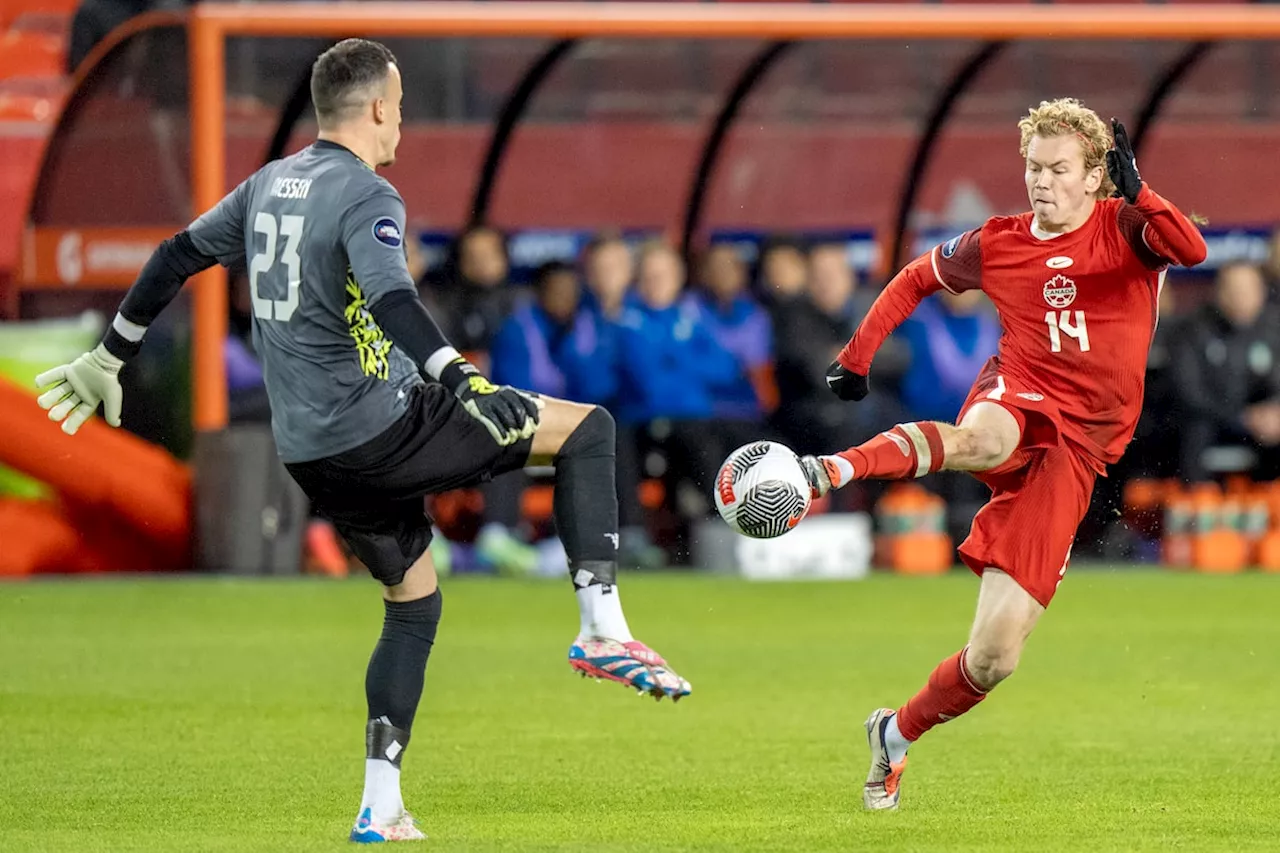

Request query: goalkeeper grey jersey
[{"left": 188, "top": 140, "right": 423, "bottom": 463}]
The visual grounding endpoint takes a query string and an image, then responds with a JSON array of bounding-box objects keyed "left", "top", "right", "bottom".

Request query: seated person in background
[
  {"left": 696, "top": 244, "right": 777, "bottom": 440},
  {"left": 1170, "top": 261, "right": 1280, "bottom": 482},
  {"left": 810, "top": 241, "right": 877, "bottom": 321},
  {"left": 490, "top": 261, "right": 582, "bottom": 399},
  {"left": 616, "top": 241, "right": 741, "bottom": 519},
  {"left": 1123, "top": 282, "right": 1183, "bottom": 479},
  {"left": 896, "top": 289, "right": 1000, "bottom": 424},
  {"left": 772, "top": 241, "right": 908, "bottom": 476},
  {"left": 576, "top": 233, "right": 663, "bottom": 566},
  {"left": 564, "top": 233, "right": 636, "bottom": 409},
  {"left": 420, "top": 224, "right": 522, "bottom": 363},
  {"left": 757, "top": 235, "right": 809, "bottom": 308},
  {"left": 475, "top": 262, "right": 587, "bottom": 573},
  {"left": 896, "top": 287, "right": 1001, "bottom": 541},
  {"left": 580, "top": 231, "right": 633, "bottom": 330}
]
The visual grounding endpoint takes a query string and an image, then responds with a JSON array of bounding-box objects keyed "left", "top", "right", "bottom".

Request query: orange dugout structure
[{"left": 15, "top": 2, "right": 1280, "bottom": 439}]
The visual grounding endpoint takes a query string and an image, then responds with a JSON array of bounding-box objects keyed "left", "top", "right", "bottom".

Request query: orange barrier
[
  {"left": 0, "top": 497, "right": 187, "bottom": 575},
  {"left": 187, "top": 3, "right": 1280, "bottom": 431},
  {"left": 193, "top": 3, "right": 1280, "bottom": 40},
  {"left": 874, "top": 483, "right": 952, "bottom": 574},
  {"left": 1156, "top": 479, "right": 1280, "bottom": 572},
  {"left": 0, "top": 498, "right": 79, "bottom": 575},
  {"left": 0, "top": 377, "right": 191, "bottom": 550}
]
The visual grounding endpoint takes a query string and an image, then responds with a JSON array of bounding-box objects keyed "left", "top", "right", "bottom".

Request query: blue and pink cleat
[{"left": 569, "top": 637, "right": 692, "bottom": 702}]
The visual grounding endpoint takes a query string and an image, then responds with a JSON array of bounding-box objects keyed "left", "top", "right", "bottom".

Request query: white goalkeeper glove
[{"left": 34, "top": 344, "right": 125, "bottom": 435}]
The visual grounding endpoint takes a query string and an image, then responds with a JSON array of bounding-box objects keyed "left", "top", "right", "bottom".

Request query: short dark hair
[
  {"left": 453, "top": 224, "right": 508, "bottom": 263},
  {"left": 534, "top": 260, "right": 576, "bottom": 293},
  {"left": 310, "top": 39, "right": 397, "bottom": 126}
]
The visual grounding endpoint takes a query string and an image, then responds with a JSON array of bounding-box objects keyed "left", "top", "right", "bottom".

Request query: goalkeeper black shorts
[{"left": 285, "top": 382, "right": 533, "bottom": 586}]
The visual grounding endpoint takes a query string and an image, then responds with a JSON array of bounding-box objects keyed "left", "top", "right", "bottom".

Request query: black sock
[
  {"left": 365, "top": 589, "right": 442, "bottom": 734},
  {"left": 553, "top": 407, "right": 620, "bottom": 586}
]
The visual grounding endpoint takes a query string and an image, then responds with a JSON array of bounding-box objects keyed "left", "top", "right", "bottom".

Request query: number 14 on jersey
[{"left": 1045, "top": 310, "right": 1090, "bottom": 353}]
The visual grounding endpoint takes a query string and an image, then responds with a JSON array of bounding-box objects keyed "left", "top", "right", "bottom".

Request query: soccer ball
[{"left": 714, "top": 441, "right": 813, "bottom": 539}]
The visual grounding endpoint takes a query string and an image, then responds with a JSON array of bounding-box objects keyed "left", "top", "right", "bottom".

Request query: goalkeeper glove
[
  {"left": 825, "top": 360, "right": 870, "bottom": 402},
  {"left": 439, "top": 357, "right": 540, "bottom": 447},
  {"left": 1106, "top": 118, "right": 1142, "bottom": 205},
  {"left": 34, "top": 343, "right": 125, "bottom": 435}
]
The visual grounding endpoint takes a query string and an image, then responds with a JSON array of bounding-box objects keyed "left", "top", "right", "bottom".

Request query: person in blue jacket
[
  {"left": 696, "top": 243, "right": 775, "bottom": 426},
  {"left": 490, "top": 261, "right": 581, "bottom": 398},
  {"left": 616, "top": 241, "right": 741, "bottom": 519},
  {"left": 483, "top": 261, "right": 584, "bottom": 572},
  {"left": 616, "top": 242, "right": 740, "bottom": 423},
  {"left": 897, "top": 288, "right": 1001, "bottom": 424},
  {"left": 896, "top": 287, "right": 1002, "bottom": 544},
  {"left": 576, "top": 233, "right": 665, "bottom": 566}
]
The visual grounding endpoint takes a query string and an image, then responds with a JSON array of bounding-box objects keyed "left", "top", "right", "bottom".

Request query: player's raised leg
[
  {"left": 527, "top": 397, "right": 691, "bottom": 701},
  {"left": 801, "top": 401, "right": 1022, "bottom": 496},
  {"left": 353, "top": 549, "right": 441, "bottom": 842}
]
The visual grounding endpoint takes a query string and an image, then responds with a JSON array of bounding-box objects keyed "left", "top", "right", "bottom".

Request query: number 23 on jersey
[{"left": 250, "top": 212, "right": 306, "bottom": 322}]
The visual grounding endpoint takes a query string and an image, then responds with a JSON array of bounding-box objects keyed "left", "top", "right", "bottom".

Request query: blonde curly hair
[{"left": 1018, "top": 98, "right": 1114, "bottom": 200}]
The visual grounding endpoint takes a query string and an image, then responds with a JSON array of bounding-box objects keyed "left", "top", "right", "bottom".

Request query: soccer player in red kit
[{"left": 798, "top": 98, "right": 1208, "bottom": 810}]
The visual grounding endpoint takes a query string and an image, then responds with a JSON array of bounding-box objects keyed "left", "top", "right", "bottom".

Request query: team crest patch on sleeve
[
  {"left": 941, "top": 235, "right": 961, "bottom": 258},
  {"left": 372, "top": 218, "right": 403, "bottom": 248}
]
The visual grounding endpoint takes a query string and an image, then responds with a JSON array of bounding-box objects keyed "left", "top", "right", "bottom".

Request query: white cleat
[
  {"left": 864, "top": 708, "right": 908, "bottom": 811},
  {"left": 349, "top": 807, "right": 427, "bottom": 843}
]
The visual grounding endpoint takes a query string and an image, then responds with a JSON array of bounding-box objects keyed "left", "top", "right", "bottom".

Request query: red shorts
[{"left": 954, "top": 360, "right": 1099, "bottom": 608}]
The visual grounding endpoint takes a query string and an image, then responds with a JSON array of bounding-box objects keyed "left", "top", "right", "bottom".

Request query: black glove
[
  {"left": 439, "top": 357, "right": 540, "bottom": 446},
  {"left": 825, "top": 360, "right": 869, "bottom": 402},
  {"left": 1106, "top": 119, "right": 1142, "bottom": 205}
]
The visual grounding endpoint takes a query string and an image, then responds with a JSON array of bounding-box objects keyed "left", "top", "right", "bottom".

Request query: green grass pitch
[{"left": 2, "top": 569, "right": 1278, "bottom": 852}]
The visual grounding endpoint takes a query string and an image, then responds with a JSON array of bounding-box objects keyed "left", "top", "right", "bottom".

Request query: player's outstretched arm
[
  {"left": 1125, "top": 184, "right": 1208, "bottom": 268},
  {"left": 1108, "top": 119, "right": 1208, "bottom": 268},
  {"left": 830, "top": 251, "right": 948, "bottom": 401},
  {"left": 34, "top": 231, "right": 218, "bottom": 434}
]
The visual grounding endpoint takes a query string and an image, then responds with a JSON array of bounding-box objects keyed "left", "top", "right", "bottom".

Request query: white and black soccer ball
[{"left": 714, "top": 441, "right": 813, "bottom": 539}]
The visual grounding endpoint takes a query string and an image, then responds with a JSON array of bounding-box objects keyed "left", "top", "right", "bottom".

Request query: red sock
[
  {"left": 838, "top": 422, "right": 945, "bottom": 481},
  {"left": 895, "top": 646, "right": 988, "bottom": 742}
]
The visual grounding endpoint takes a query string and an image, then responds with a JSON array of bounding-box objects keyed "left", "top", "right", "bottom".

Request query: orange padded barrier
[{"left": 0, "top": 377, "right": 191, "bottom": 551}]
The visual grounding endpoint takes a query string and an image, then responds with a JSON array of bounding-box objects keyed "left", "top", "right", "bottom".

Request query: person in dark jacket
[
  {"left": 419, "top": 224, "right": 522, "bottom": 360},
  {"left": 771, "top": 241, "right": 907, "bottom": 460},
  {"left": 1170, "top": 261, "right": 1280, "bottom": 481},
  {"left": 476, "top": 262, "right": 586, "bottom": 570}
]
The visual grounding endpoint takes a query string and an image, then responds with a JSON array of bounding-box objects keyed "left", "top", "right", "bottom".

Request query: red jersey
[{"left": 840, "top": 184, "right": 1207, "bottom": 467}]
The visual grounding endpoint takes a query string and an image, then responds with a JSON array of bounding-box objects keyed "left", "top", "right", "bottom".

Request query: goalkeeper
[{"left": 34, "top": 37, "right": 690, "bottom": 844}]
